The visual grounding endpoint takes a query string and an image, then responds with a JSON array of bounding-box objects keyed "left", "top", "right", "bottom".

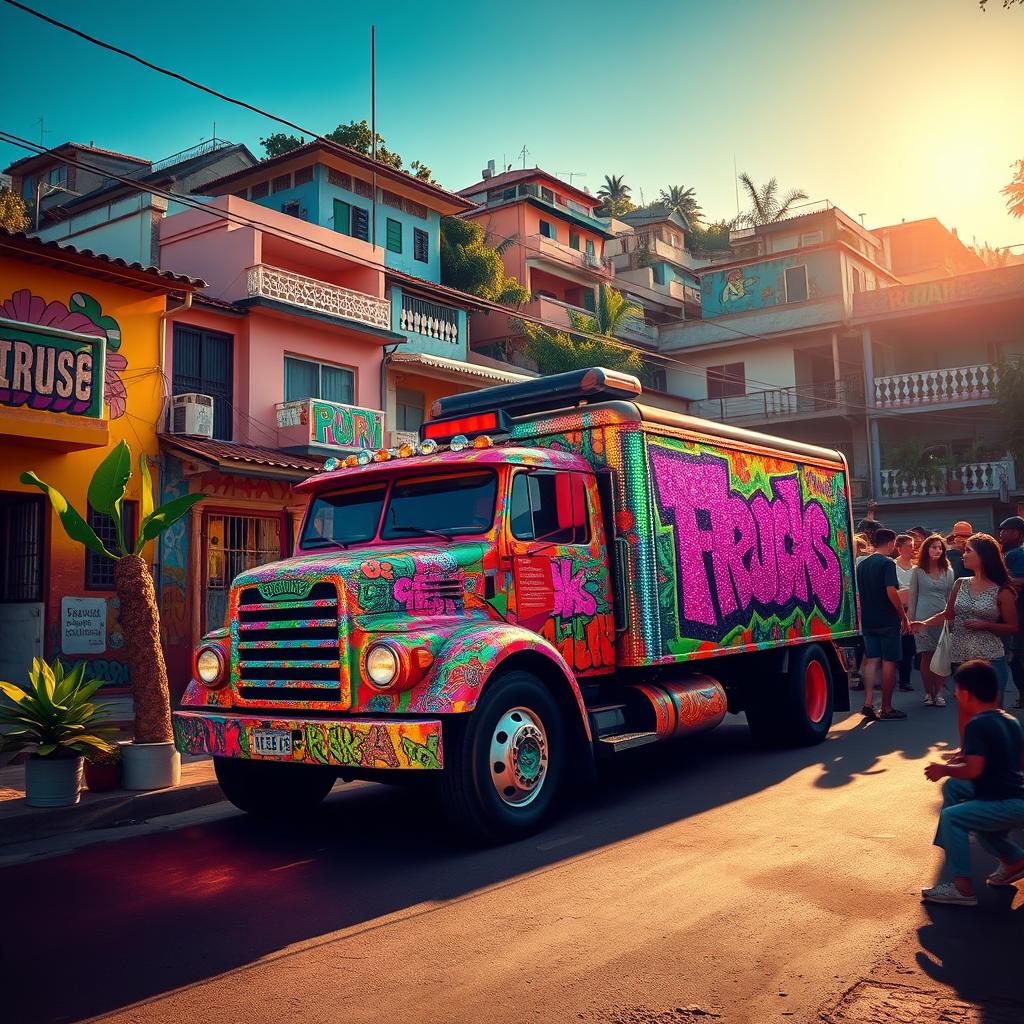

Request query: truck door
[{"left": 505, "top": 469, "right": 615, "bottom": 675}]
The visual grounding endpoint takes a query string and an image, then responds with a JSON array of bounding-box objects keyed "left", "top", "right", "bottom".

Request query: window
[
  {"left": 0, "top": 495, "right": 44, "bottom": 602},
  {"left": 386, "top": 218, "right": 403, "bottom": 253},
  {"left": 204, "top": 512, "right": 281, "bottom": 633},
  {"left": 47, "top": 165, "right": 67, "bottom": 188},
  {"left": 569, "top": 230, "right": 581, "bottom": 250},
  {"left": 582, "top": 290, "right": 596, "bottom": 312},
  {"left": 251, "top": 181, "right": 269, "bottom": 200},
  {"left": 799, "top": 230, "right": 823, "bottom": 246},
  {"left": 852, "top": 267, "right": 865, "bottom": 294},
  {"left": 381, "top": 471, "right": 497, "bottom": 539},
  {"left": 706, "top": 362, "right": 745, "bottom": 400},
  {"left": 509, "top": 472, "right": 590, "bottom": 545},
  {"left": 86, "top": 503, "right": 137, "bottom": 589},
  {"left": 413, "top": 227, "right": 429, "bottom": 263},
  {"left": 585, "top": 238, "right": 595, "bottom": 258},
  {"left": 397, "top": 388, "right": 425, "bottom": 432},
  {"left": 294, "top": 166, "right": 314, "bottom": 186},
  {"left": 539, "top": 220, "right": 555, "bottom": 240},
  {"left": 351, "top": 206, "right": 369, "bottom": 241},
  {"left": 502, "top": 187, "right": 516, "bottom": 201},
  {"left": 284, "top": 355, "right": 354, "bottom": 406},
  {"left": 172, "top": 325, "right": 234, "bottom": 440},
  {"left": 784, "top": 265, "right": 809, "bottom": 303},
  {"left": 333, "top": 198, "right": 351, "bottom": 234},
  {"left": 21, "top": 175, "right": 33, "bottom": 200},
  {"left": 272, "top": 173, "right": 291, "bottom": 193},
  {"left": 540, "top": 187, "right": 555, "bottom": 203}
]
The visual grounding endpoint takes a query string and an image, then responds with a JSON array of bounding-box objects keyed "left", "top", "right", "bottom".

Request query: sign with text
[
  {"left": 276, "top": 398, "right": 384, "bottom": 452},
  {"left": 853, "top": 264, "right": 1024, "bottom": 318},
  {"left": 61, "top": 597, "right": 107, "bottom": 654},
  {"left": 0, "top": 321, "right": 106, "bottom": 418}
]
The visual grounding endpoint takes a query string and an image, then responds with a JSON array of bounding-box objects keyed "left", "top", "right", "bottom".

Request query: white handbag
[{"left": 930, "top": 622, "right": 952, "bottom": 677}]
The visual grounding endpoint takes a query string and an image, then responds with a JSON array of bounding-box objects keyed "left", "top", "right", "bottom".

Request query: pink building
[{"left": 457, "top": 167, "right": 616, "bottom": 359}]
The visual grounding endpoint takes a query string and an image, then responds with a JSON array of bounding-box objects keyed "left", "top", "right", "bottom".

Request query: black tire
[
  {"left": 745, "top": 644, "right": 834, "bottom": 747},
  {"left": 214, "top": 757, "right": 337, "bottom": 818},
  {"left": 439, "top": 669, "right": 565, "bottom": 843}
]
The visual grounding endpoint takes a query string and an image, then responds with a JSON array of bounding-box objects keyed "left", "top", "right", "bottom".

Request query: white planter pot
[
  {"left": 25, "top": 756, "right": 83, "bottom": 808},
  {"left": 121, "top": 741, "right": 181, "bottom": 791}
]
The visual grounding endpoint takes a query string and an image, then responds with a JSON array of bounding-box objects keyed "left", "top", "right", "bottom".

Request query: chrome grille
[{"left": 235, "top": 582, "right": 342, "bottom": 702}]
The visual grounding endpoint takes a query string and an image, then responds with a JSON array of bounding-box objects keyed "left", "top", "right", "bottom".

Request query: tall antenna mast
[{"left": 519, "top": 144, "right": 529, "bottom": 169}]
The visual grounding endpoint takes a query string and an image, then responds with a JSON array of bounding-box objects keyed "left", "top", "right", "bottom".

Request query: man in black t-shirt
[
  {"left": 855, "top": 528, "right": 910, "bottom": 721},
  {"left": 922, "top": 660, "right": 1024, "bottom": 906}
]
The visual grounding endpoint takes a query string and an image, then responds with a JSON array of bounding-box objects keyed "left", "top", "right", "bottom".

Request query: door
[
  {"left": 202, "top": 511, "right": 284, "bottom": 633},
  {"left": 505, "top": 470, "right": 615, "bottom": 674},
  {"left": 0, "top": 494, "right": 45, "bottom": 697}
]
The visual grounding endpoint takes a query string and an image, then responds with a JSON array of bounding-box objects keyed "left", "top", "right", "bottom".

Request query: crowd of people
[{"left": 852, "top": 514, "right": 1024, "bottom": 908}]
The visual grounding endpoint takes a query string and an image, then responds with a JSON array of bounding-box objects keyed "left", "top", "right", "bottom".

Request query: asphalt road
[{"left": 4, "top": 699, "right": 1024, "bottom": 1024}]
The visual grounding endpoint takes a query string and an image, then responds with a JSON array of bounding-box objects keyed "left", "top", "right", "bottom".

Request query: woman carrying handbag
[{"left": 909, "top": 535, "right": 955, "bottom": 706}]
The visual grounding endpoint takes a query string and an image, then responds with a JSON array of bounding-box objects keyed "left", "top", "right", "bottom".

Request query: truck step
[{"left": 598, "top": 730, "right": 660, "bottom": 753}]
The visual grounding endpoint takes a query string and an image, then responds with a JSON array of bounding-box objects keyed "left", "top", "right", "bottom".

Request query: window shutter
[
  {"left": 351, "top": 207, "right": 369, "bottom": 241},
  {"left": 386, "top": 218, "right": 402, "bottom": 253},
  {"left": 333, "top": 199, "right": 351, "bottom": 235},
  {"left": 413, "top": 228, "right": 429, "bottom": 263}
]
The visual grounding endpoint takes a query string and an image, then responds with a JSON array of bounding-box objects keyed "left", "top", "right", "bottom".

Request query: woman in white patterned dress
[{"left": 909, "top": 535, "right": 954, "bottom": 706}]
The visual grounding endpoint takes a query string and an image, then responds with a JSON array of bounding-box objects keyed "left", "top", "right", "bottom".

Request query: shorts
[{"left": 863, "top": 627, "right": 902, "bottom": 662}]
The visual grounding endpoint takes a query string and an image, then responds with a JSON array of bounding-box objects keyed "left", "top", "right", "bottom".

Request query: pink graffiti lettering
[
  {"left": 393, "top": 572, "right": 459, "bottom": 615},
  {"left": 648, "top": 448, "right": 842, "bottom": 629},
  {"left": 552, "top": 558, "right": 597, "bottom": 620}
]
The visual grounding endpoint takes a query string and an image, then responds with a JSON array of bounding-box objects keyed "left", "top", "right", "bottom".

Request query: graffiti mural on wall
[
  {"left": 0, "top": 289, "right": 128, "bottom": 417},
  {"left": 699, "top": 256, "right": 823, "bottom": 317},
  {"left": 647, "top": 438, "right": 855, "bottom": 655}
]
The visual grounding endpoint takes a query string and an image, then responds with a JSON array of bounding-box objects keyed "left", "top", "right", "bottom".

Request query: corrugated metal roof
[
  {"left": 390, "top": 351, "right": 531, "bottom": 385},
  {"left": 159, "top": 434, "right": 325, "bottom": 474},
  {"left": 0, "top": 230, "right": 207, "bottom": 290}
]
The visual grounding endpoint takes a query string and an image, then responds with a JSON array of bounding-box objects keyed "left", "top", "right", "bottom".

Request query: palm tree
[
  {"left": 658, "top": 185, "right": 703, "bottom": 226},
  {"left": 733, "top": 173, "right": 809, "bottom": 228},
  {"left": 1003, "top": 159, "right": 1024, "bottom": 220},
  {"left": 21, "top": 441, "right": 204, "bottom": 745},
  {"left": 597, "top": 175, "right": 635, "bottom": 216}
]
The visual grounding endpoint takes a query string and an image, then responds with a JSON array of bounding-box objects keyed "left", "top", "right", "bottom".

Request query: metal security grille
[
  {"left": 86, "top": 503, "right": 137, "bottom": 589},
  {"left": 204, "top": 513, "right": 281, "bottom": 633},
  {"left": 235, "top": 581, "right": 341, "bottom": 703},
  {"left": 172, "top": 324, "right": 234, "bottom": 441},
  {"left": 0, "top": 495, "right": 44, "bottom": 602}
]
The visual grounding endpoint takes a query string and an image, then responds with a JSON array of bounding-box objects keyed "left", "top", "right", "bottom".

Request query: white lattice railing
[
  {"left": 399, "top": 294, "right": 459, "bottom": 344},
  {"left": 880, "top": 458, "right": 1015, "bottom": 498},
  {"left": 246, "top": 264, "right": 391, "bottom": 331},
  {"left": 874, "top": 363, "right": 999, "bottom": 408}
]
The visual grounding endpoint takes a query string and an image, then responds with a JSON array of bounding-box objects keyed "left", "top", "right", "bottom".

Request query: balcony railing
[
  {"left": 690, "top": 375, "right": 865, "bottom": 423},
  {"left": 399, "top": 293, "right": 460, "bottom": 344},
  {"left": 527, "top": 234, "right": 612, "bottom": 276},
  {"left": 880, "top": 458, "right": 1015, "bottom": 499},
  {"left": 246, "top": 264, "right": 391, "bottom": 331},
  {"left": 874, "top": 363, "right": 999, "bottom": 409}
]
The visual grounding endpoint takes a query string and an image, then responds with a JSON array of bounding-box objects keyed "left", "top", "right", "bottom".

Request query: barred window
[
  {"left": 294, "top": 166, "right": 314, "bottom": 186},
  {"left": 272, "top": 173, "right": 292, "bottom": 193},
  {"left": 251, "top": 181, "right": 269, "bottom": 199},
  {"left": 86, "top": 502, "right": 138, "bottom": 590}
]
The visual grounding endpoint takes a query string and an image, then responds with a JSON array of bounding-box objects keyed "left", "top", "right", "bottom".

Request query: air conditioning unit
[
  {"left": 389, "top": 429, "right": 420, "bottom": 448},
  {"left": 170, "top": 393, "right": 214, "bottom": 438}
]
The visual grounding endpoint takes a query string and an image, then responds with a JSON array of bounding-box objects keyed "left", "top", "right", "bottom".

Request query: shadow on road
[{"left": 1, "top": 707, "right": 963, "bottom": 1024}]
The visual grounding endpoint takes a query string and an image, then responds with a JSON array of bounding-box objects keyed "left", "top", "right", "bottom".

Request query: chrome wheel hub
[{"left": 489, "top": 706, "right": 549, "bottom": 807}]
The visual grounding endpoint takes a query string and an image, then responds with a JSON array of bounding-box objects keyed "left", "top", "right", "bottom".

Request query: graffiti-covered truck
[{"left": 174, "top": 368, "right": 858, "bottom": 840}]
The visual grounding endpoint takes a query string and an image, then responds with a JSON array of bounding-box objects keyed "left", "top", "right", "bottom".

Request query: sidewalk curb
[{"left": 0, "top": 778, "right": 225, "bottom": 848}]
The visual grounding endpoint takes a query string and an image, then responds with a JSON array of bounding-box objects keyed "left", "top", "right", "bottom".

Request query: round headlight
[
  {"left": 365, "top": 644, "right": 399, "bottom": 689},
  {"left": 196, "top": 647, "right": 224, "bottom": 687}
]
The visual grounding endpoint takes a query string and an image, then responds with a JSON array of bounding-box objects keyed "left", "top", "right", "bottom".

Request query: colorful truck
[{"left": 174, "top": 368, "right": 859, "bottom": 840}]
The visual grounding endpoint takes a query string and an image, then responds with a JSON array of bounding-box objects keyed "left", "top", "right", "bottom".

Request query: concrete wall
[{"left": 37, "top": 193, "right": 165, "bottom": 267}]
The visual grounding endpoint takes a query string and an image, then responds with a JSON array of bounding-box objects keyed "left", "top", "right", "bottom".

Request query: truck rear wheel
[
  {"left": 745, "top": 643, "right": 834, "bottom": 747},
  {"left": 440, "top": 670, "right": 565, "bottom": 843},
  {"left": 214, "top": 757, "right": 337, "bottom": 818}
]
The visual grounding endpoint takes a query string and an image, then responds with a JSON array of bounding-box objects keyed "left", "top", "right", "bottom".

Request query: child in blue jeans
[{"left": 922, "top": 659, "right": 1024, "bottom": 905}]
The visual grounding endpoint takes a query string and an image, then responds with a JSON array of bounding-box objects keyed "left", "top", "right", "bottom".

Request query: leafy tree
[
  {"left": 995, "top": 358, "right": 1024, "bottom": 464},
  {"left": 979, "top": 1, "right": 1022, "bottom": 9},
  {"left": 686, "top": 219, "right": 732, "bottom": 252},
  {"left": 440, "top": 216, "right": 529, "bottom": 305},
  {"left": 733, "top": 173, "right": 808, "bottom": 227},
  {"left": 518, "top": 284, "right": 645, "bottom": 376},
  {"left": 0, "top": 186, "right": 29, "bottom": 231},
  {"left": 1004, "top": 159, "right": 1024, "bottom": 219},
  {"left": 658, "top": 185, "right": 703, "bottom": 226},
  {"left": 21, "top": 442, "right": 204, "bottom": 744},
  {"left": 597, "top": 174, "right": 636, "bottom": 216},
  {"left": 972, "top": 240, "right": 1011, "bottom": 267},
  {"left": 259, "top": 132, "right": 304, "bottom": 157}
]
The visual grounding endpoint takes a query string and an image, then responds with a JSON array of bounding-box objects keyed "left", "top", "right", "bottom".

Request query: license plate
[{"left": 253, "top": 729, "right": 292, "bottom": 757}]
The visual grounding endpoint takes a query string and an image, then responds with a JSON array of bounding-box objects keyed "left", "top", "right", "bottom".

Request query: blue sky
[{"left": 2, "top": 0, "right": 1023, "bottom": 248}]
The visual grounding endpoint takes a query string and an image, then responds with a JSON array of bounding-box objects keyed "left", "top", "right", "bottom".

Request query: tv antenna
[
  {"left": 518, "top": 144, "right": 530, "bottom": 169},
  {"left": 558, "top": 171, "right": 587, "bottom": 185}
]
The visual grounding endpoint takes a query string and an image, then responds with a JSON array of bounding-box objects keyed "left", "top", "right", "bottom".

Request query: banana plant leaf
[
  {"left": 20, "top": 472, "right": 116, "bottom": 561},
  {"left": 139, "top": 452, "right": 154, "bottom": 525},
  {"left": 87, "top": 440, "right": 132, "bottom": 555},
  {"left": 135, "top": 492, "right": 205, "bottom": 553}
]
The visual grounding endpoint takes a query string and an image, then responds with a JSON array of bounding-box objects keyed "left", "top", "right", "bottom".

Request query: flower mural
[{"left": 0, "top": 287, "right": 129, "bottom": 418}]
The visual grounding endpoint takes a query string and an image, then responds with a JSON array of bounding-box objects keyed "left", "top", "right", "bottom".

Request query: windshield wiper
[
  {"left": 388, "top": 508, "right": 453, "bottom": 543},
  {"left": 303, "top": 535, "right": 354, "bottom": 551}
]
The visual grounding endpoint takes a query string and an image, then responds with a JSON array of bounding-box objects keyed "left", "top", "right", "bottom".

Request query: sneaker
[
  {"left": 987, "top": 863, "right": 1024, "bottom": 888},
  {"left": 879, "top": 708, "right": 908, "bottom": 720},
  {"left": 861, "top": 705, "right": 877, "bottom": 720},
  {"left": 899, "top": 684, "right": 914, "bottom": 692},
  {"left": 924, "top": 695, "right": 935, "bottom": 706},
  {"left": 922, "top": 882, "right": 977, "bottom": 906},
  {"left": 935, "top": 695, "right": 947, "bottom": 707}
]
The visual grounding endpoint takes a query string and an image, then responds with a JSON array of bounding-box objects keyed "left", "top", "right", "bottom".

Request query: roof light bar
[
  {"left": 427, "top": 366, "right": 642, "bottom": 421},
  {"left": 422, "top": 410, "right": 509, "bottom": 442}
]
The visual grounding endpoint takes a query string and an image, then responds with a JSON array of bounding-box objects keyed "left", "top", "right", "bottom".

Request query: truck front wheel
[
  {"left": 745, "top": 643, "right": 834, "bottom": 747},
  {"left": 214, "top": 757, "right": 337, "bottom": 818},
  {"left": 440, "top": 670, "right": 565, "bottom": 843}
]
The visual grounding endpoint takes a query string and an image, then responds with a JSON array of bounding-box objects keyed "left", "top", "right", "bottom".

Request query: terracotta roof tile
[
  {"left": 159, "top": 434, "right": 325, "bottom": 474},
  {"left": 4, "top": 141, "right": 149, "bottom": 173}
]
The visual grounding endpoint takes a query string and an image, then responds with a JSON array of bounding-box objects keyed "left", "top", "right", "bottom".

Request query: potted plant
[
  {"left": 21, "top": 441, "right": 204, "bottom": 791},
  {"left": 0, "top": 659, "right": 117, "bottom": 808},
  {"left": 84, "top": 742, "right": 122, "bottom": 792},
  {"left": 887, "top": 441, "right": 946, "bottom": 497}
]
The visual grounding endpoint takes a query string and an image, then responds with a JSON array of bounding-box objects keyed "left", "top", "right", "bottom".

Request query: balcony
[
  {"left": 526, "top": 234, "right": 612, "bottom": 277},
  {"left": 689, "top": 375, "right": 865, "bottom": 424},
  {"left": 521, "top": 294, "right": 595, "bottom": 330},
  {"left": 246, "top": 264, "right": 391, "bottom": 331},
  {"left": 873, "top": 363, "right": 998, "bottom": 409},
  {"left": 398, "top": 293, "right": 460, "bottom": 345},
  {"left": 880, "top": 458, "right": 1015, "bottom": 499}
]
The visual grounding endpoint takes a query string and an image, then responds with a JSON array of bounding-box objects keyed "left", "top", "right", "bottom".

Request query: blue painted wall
[
  {"left": 699, "top": 250, "right": 841, "bottom": 318},
  {"left": 390, "top": 285, "right": 468, "bottom": 360},
  {"left": 249, "top": 177, "right": 321, "bottom": 226}
]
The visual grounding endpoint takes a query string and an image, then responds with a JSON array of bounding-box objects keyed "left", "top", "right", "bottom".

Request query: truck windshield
[{"left": 301, "top": 471, "right": 497, "bottom": 548}]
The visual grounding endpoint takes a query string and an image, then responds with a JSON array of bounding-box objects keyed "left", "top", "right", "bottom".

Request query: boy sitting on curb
[{"left": 922, "top": 659, "right": 1024, "bottom": 906}]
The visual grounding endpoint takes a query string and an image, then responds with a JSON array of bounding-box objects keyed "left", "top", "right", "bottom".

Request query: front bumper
[{"left": 172, "top": 710, "right": 443, "bottom": 770}]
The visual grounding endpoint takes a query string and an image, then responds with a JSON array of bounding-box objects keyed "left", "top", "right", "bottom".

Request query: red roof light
[{"left": 423, "top": 412, "right": 501, "bottom": 441}]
